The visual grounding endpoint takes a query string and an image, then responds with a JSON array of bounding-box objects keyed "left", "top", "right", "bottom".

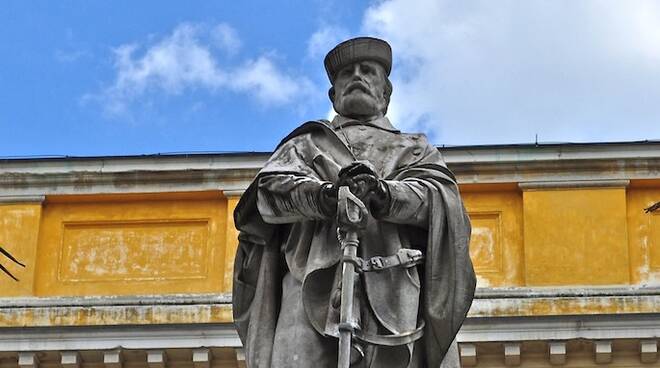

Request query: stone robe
[{"left": 233, "top": 116, "right": 475, "bottom": 368}]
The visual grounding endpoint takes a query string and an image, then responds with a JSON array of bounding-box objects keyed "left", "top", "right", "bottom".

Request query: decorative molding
[
  {"left": 146, "top": 350, "right": 166, "bottom": 368},
  {"left": 0, "top": 294, "right": 234, "bottom": 328},
  {"left": 223, "top": 190, "right": 245, "bottom": 197},
  {"left": 594, "top": 340, "right": 612, "bottom": 364},
  {"left": 103, "top": 350, "right": 122, "bottom": 368},
  {"left": 18, "top": 352, "right": 39, "bottom": 368},
  {"left": 0, "top": 153, "right": 268, "bottom": 174},
  {"left": 452, "top": 158, "right": 660, "bottom": 184},
  {"left": 469, "top": 295, "right": 659, "bottom": 318},
  {"left": 549, "top": 341, "right": 566, "bottom": 365},
  {"left": 0, "top": 195, "right": 45, "bottom": 203},
  {"left": 0, "top": 324, "right": 241, "bottom": 352},
  {"left": 503, "top": 343, "right": 521, "bottom": 366},
  {"left": 0, "top": 169, "right": 257, "bottom": 197},
  {"left": 192, "top": 348, "right": 211, "bottom": 368},
  {"left": 1, "top": 143, "right": 658, "bottom": 195},
  {"left": 459, "top": 343, "right": 477, "bottom": 366},
  {"left": 60, "top": 352, "right": 80, "bottom": 368},
  {"left": 458, "top": 339, "right": 660, "bottom": 366},
  {"left": 519, "top": 179, "right": 630, "bottom": 190},
  {"left": 0, "top": 293, "right": 231, "bottom": 309},
  {"left": 0, "top": 290, "right": 656, "bottom": 326},
  {"left": 640, "top": 340, "right": 658, "bottom": 364},
  {"left": 469, "top": 286, "right": 660, "bottom": 317},
  {"left": 235, "top": 348, "right": 246, "bottom": 368},
  {"left": 474, "top": 286, "right": 660, "bottom": 299},
  {"left": 440, "top": 141, "right": 660, "bottom": 163},
  {"left": 0, "top": 316, "right": 657, "bottom": 368},
  {"left": 458, "top": 314, "right": 660, "bottom": 342}
]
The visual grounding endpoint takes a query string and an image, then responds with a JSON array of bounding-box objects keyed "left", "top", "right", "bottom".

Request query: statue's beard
[{"left": 334, "top": 90, "right": 386, "bottom": 119}]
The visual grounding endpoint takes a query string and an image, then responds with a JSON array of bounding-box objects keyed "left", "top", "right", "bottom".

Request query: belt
[
  {"left": 354, "top": 319, "right": 426, "bottom": 346},
  {"left": 342, "top": 248, "right": 423, "bottom": 273},
  {"left": 337, "top": 248, "right": 426, "bottom": 347}
]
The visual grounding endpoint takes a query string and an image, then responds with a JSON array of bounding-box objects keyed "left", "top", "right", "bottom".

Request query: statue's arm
[
  {"left": 256, "top": 173, "right": 334, "bottom": 224},
  {"left": 373, "top": 179, "right": 431, "bottom": 227}
]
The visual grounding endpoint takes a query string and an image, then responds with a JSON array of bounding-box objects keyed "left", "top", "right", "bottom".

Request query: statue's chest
[{"left": 337, "top": 126, "right": 418, "bottom": 176}]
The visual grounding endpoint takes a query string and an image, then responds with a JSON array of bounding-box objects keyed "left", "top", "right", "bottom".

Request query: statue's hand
[
  {"left": 338, "top": 161, "right": 378, "bottom": 198},
  {"left": 366, "top": 178, "right": 390, "bottom": 218},
  {"left": 338, "top": 161, "right": 377, "bottom": 178},
  {"left": 337, "top": 162, "right": 390, "bottom": 217},
  {"left": 340, "top": 173, "right": 379, "bottom": 199},
  {"left": 318, "top": 182, "right": 338, "bottom": 217}
]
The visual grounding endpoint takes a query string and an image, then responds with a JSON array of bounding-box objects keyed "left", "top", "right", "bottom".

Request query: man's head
[{"left": 324, "top": 37, "right": 393, "bottom": 120}]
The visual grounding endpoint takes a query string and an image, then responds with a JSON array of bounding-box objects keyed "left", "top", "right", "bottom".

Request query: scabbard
[
  {"left": 337, "top": 230, "right": 358, "bottom": 368},
  {"left": 336, "top": 186, "right": 368, "bottom": 368}
]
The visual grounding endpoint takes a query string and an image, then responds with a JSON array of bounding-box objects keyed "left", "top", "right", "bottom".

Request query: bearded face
[{"left": 330, "top": 60, "right": 390, "bottom": 120}]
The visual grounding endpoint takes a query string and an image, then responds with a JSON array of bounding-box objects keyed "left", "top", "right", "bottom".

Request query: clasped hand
[{"left": 319, "top": 161, "right": 390, "bottom": 217}]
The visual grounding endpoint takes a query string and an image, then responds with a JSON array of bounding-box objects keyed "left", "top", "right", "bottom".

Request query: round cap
[{"left": 324, "top": 37, "right": 392, "bottom": 83}]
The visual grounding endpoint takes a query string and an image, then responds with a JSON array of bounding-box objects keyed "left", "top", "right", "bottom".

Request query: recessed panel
[
  {"left": 461, "top": 189, "right": 524, "bottom": 287},
  {"left": 35, "top": 193, "right": 227, "bottom": 296},
  {"left": 523, "top": 188, "right": 629, "bottom": 286},
  {"left": 651, "top": 214, "right": 660, "bottom": 270},
  {"left": 469, "top": 212, "right": 503, "bottom": 274},
  {"left": 625, "top": 186, "right": 660, "bottom": 284},
  {"left": 60, "top": 220, "right": 209, "bottom": 282},
  {"left": 0, "top": 203, "right": 42, "bottom": 296}
]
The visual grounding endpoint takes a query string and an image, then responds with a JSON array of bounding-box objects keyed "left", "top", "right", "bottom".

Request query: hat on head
[{"left": 324, "top": 37, "right": 392, "bottom": 83}]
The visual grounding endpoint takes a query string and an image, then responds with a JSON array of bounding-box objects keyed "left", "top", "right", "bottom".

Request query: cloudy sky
[{"left": 2, "top": 0, "right": 660, "bottom": 156}]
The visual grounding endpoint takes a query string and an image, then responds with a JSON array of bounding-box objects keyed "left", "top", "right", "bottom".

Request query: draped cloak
[{"left": 233, "top": 119, "right": 476, "bottom": 367}]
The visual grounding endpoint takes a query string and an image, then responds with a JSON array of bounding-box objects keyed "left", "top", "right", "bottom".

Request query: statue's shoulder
[
  {"left": 395, "top": 131, "right": 438, "bottom": 154},
  {"left": 400, "top": 131, "right": 430, "bottom": 144},
  {"left": 395, "top": 130, "right": 450, "bottom": 167},
  {"left": 275, "top": 119, "right": 337, "bottom": 149}
]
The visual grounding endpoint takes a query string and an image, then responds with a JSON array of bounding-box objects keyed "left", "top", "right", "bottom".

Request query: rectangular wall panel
[
  {"left": 0, "top": 203, "right": 42, "bottom": 296},
  {"left": 35, "top": 193, "right": 227, "bottom": 297},
  {"left": 462, "top": 189, "right": 524, "bottom": 287},
  {"left": 60, "top": 220, "right": 209, "bottom": 282},
  {"left": 523, "top": 188, "right": 630, "bottom": 286},
  {"left": 627, "top": 185, "right": 660, "bottom": 284},
  {"left": 469, "top": 212, "right": 503, "bottom": 274},
  {"left": 651, "top": 213, "right": 660, "bottom": 270}
]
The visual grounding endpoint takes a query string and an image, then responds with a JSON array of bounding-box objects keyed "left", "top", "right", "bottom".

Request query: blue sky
[{"left": 2, "top": 1, "right": 660, "bottom": 157}]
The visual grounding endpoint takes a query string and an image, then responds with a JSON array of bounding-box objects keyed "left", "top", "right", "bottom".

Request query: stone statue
[{"left": 233, "top": 37, "right": 476, "bottom": 368}]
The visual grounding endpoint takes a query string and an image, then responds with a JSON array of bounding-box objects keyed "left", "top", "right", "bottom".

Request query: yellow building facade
[{"left": 0, "top": 142, "right": 658, "bottom": 367}]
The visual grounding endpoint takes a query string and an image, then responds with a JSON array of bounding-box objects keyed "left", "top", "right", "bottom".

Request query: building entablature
[{"left": 1, "top": 141, "right": 659, "bottom": 197}]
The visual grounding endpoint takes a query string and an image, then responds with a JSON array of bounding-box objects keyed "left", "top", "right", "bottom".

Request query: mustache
[{"left": 343, "top": 81, "right": 373, "bottom": 96}]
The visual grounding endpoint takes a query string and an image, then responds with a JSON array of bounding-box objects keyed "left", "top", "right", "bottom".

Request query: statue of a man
[{"left": 233, "top": 37, "right": 476, "bottom": 368}]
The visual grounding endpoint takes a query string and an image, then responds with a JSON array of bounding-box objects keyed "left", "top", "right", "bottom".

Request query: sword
[{"left": 336, "top": 186, "right": 368, "bottom": 368}]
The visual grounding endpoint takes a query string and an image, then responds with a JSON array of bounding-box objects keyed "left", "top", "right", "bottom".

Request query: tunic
[{"left": 233, "top": 116, "right": 475, "bottom": 368}]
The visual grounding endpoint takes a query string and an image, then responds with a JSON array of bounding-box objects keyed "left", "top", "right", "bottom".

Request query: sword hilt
[{"left": 337, "top": 186, "right": 368, "bottom": 232}]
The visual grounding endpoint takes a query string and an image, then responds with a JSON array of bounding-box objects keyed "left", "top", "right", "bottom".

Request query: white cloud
[
  {"left": 326, "top": 105, "right": 337, "bottom": 121},
  {"left": 211, "top": 23, "right": 241, "bottom": 54},
  {"left": 307, "top": 25, "right": 350, "bottom": 59},
  {"left": 90, "top": 22, "right": 311, "bottom": 116},
  {"left": 113, "top": 24, "right": 225, "bottom": 96},
  {"left": 232, "top": 56, "right": 313, "bottom": 105},
  {"left": 362, "top": 0, "right": 660, "bottom": 144}
]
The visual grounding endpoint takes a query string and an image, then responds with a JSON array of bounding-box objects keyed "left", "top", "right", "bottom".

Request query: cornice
[{"left": 0, "top": 144, "right": 658, "bottom": 195}]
